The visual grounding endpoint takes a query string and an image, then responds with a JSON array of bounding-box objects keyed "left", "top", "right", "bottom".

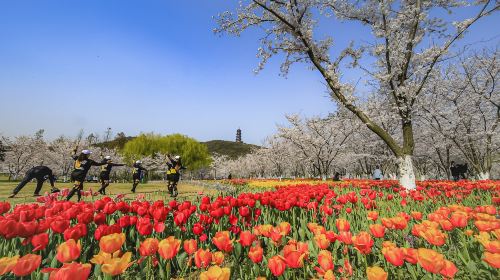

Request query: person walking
[
  {"left": 373, "top": 166, "right": 383, "bottom": 180},
  {"left": 66, "top": 149, "right": 106, "bottom": 201},
  {"left": 131, "top": 160, "right": 147, "bottom": 193},
  {"left": 97, "top": 156, "right": 125, "bottom": 195},
  {"left": 9, "top": 166, "right": 59, "bottom": 198},
  {"left": 166, "top": 154, "right": 185, "bottom": 197},
  {"left": 450, "top": 161, "right": 460, "bottom": 181}
]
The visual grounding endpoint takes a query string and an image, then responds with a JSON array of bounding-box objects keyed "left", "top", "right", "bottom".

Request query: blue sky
[{"left": 0, "top": 1, "right": 498, "bottom": 144}]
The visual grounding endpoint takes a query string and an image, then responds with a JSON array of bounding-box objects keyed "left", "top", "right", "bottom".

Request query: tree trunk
[
  {"left": 477, "top": 172, "right": 490, "bottom": 180},
  {"left": 397, "top": 155, "right": 417, "bottom": 190}
]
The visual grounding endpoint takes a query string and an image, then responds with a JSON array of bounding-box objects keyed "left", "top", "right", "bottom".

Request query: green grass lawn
[{"left": 0, "top": 180, "right": 221, "bottom": 205}]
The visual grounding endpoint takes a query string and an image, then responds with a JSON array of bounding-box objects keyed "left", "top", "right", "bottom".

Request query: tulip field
[{"left": 0, "top": 179, "right": 499, "bottom": 279}]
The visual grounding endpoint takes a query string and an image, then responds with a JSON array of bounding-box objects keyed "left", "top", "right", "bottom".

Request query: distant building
[{"left": 236, "top": 128, "right": 242, "bottom": 143}]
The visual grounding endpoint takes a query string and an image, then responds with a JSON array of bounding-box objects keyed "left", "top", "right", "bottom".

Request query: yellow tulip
[
  {"left": 200, "top": 265, "right": 230, "bottom": 280},
  {"left": 101, "top": 252, "right": 133, "bottom": 276}
]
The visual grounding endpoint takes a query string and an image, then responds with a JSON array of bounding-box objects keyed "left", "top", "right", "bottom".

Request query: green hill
[
  {"left": 203, "top": 140, "right": 260, "bottom": 159},
  {"left": 96, "top": 137, "right": 259, "bottom": 159}
]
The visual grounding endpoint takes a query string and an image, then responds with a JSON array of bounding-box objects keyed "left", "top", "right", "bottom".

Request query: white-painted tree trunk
[
  {"left": 397, "top": 155, "right": 417, "bottom": 190},
  {"left": 477, "top": 172, "right": 490, "bottom": 180}
]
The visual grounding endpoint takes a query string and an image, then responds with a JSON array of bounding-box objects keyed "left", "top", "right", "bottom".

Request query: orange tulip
[
  {"left": 417, "top": 248, "right": 446, "bottom": 274},
  {"left": 366, "top": 266, "right": 388, "bottom": 280},
  {"left": 267, "top": 227, "right": 284, "bottom": 244},
  {"left": 352, "top": 231, "right": 374, "bottom": 255},
  {"left": 314, "top": 234, "right": 330, "bottom": 249},
  {"left": 56, "top": 239, "right": 81, "bottom": 263},
  {"left": 0, "top": 255, "right": 19, "bottom": 275},
  {"left": 139, "top": 238, "right": 159, "bottom": 257},
  {"left": 212, "top": 231, "right": 234, "bottom": 253},
  {"left": 277, "top": 222, "right": 291, "bottom": 236},
  {"left": 475, "top": 220, "right": 500, "bottom": 232},
  {"left": 381, "top": 218, "right": 394, "bottom": 229},
  {"left": 12, "top": 254, "right": 41, "bottom": 277},
  {"left": 253, "top": 224, "right": 273, "bottom": 237},
  {"left": 419, "top": 228, "right": 447, "bottom": 246},
  {"left": 296, "top": 241, "right": 309, "bottom": 255},
  {"left": 323, "top": 269, "right": 335, "bottom": 280},
  {"left": 367, "top": 211, "right": 379, "bottom": 221},
  {"left": 391, "top": 216, "right": 408, "bottom": 230},
  {"left": 238, "top": 231, "right": 255, "bottom": 247},
  {"left": 483, "top": 252, "right": 500, "bottom": 269},
  {"left": 212, "top": 251, "right": 224, "bottom": 265},
  {"left": 308, "top": 223, "right": 326, "bottom": 235},
  {"left": 200, "top": 265, "right": 230, "bottom": 280},
  {"left": 439, "top": 220, "right": 454, "bottom": 231},
  {"left": 439, "top": 260, "right": 458, "bottom": 279},
  {"left": 336, "top": 219, "right": 350, "bottom": 232},
  {"left": 183, "top": 239, "right": 198, "bottom": 255},
  {"left": 483, "top": 240, "right": 500, "bottom": 254},
  {"left": 382, "top": 246, "right": 404, "bottom": 266},
  {"left": 284, "top": 250, "right": 306, "bottom": 268},
  {"left": 411, "top": 211, "right": 423, "bottom": 220},
  {"left": 450, "top": 212, "right": 468, "bottom": 228},
  {"left": 44, "top": 262, "right": 92, "bottom": 280},
  {"left": 99, "top": 233, "right": 125, "bottom": 254},
  {"left": 158, "top": 236, "right": 181, "bottom": 260},
  {"left": 317, "top": 250, "right": 334, "bottom": 271},
  {"left": 402, "top": 248, "right": 418, "bottom": 264},
  {"left": 338, "top": 231, "right": 353, "bottom": 245},
  {"left": 101, "top": 252, "right": 133, "bottom": 276},
  {"left": 248, "top": 245, "right": 263, "bottom": 264},
  {"left": 369, "top": 224, "right": 385, "bottom": 238},
  {"left": 382, "top": 241, "right": 397, "bottom": 249},
  {"left": 194, "top": 248, "right": 212, "bottom": 268},
  {"left": 268, "top": 256, "right": 286, "bottom": 276}
]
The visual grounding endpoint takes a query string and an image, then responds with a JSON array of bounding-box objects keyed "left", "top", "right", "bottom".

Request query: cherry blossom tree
[
  {"left": 215, "top": 0, "right": 499, "bottom": 189},
  {"left": 1, "top": 130, "right": 48, "bottom": 180},
  {"left": 419, "top": 49, "right": 499, "bottom": 179}
]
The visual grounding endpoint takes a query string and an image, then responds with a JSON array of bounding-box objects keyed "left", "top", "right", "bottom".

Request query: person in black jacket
[
  {"left": 166, "top": 154, "right": 185, "bottom": 197},
  {"left": 9, "top": 166, "right": 59, "bottom": 198},
  {"left": 131, "top": 160, "right": 147, "bottom": 193},
  {"left": 97, "top": 156, "right": 125, "bottom": 195},
  {"left": 450, "top": 161, "right": 460, "bottom": 181},
  {"left": 66, "top": 149, "right": 106, "bottom": 201}
]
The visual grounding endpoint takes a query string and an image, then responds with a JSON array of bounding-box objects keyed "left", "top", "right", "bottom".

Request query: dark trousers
[{"left": 12, "top": 176, "right": 45, "bottom": 195}]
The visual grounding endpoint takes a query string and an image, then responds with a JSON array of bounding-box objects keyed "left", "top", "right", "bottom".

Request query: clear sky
[{"left": 0, "top": 1, "right": 498, "bottom": 145}]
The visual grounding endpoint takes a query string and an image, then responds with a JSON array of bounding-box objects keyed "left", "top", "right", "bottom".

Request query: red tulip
[
  {"left": 50, "top": 219, "right": 70, "bottom": 234},
  {"left": 238, "top": 231, "right": 255, "bottom": 247},
  {"left": 268, "top": 255, "right": 286, "bottom": 276},
  {"left": 31, "top": 233, "right": 49, "bottom": 251}
]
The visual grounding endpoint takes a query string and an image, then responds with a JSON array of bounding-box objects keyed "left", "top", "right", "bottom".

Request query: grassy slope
[{"left": 0, "top": 181, "right": 219, "bottom": 206}]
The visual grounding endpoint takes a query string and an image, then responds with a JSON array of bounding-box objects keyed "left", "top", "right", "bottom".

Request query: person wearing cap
[
  {"left": 166, "top": 154, "right": 185, "bottom": 197},
  {"left": 66, "top": 148, "right": 106, "bottom": 201},
  {"left": 97, "top": 156, "right": 125, "bottom": 195},
  {"left": 9, "top": 166, "right": 60, "bottom": 198},
  {"left": 131, "top": 160, "right": 147, "bottom": 193}
]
